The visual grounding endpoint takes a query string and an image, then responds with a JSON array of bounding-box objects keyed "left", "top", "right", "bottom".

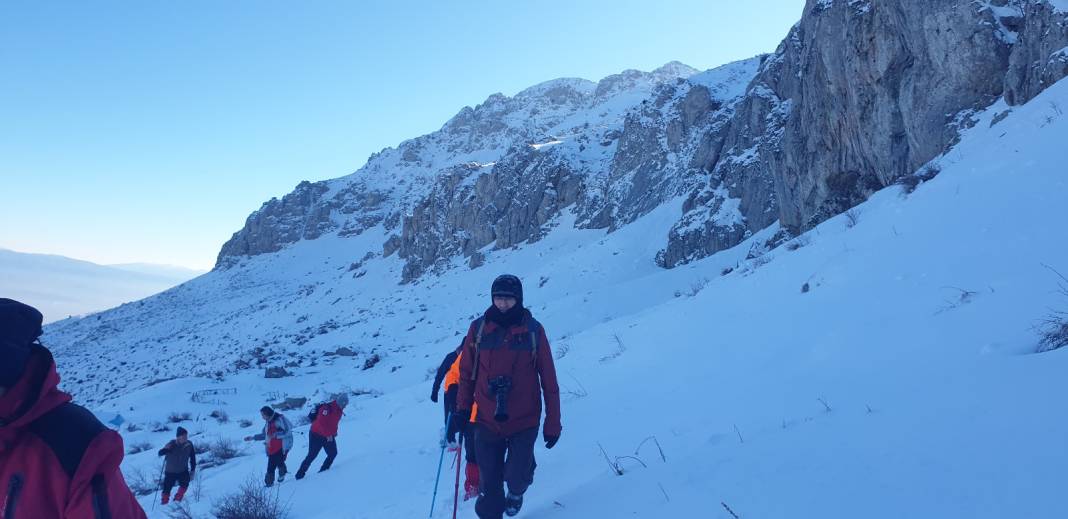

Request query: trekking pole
[
  {"left": 428, "top": 412, "right": 452, "bottom": 518},
  {"left": 151, "top": 459, "right": 165, "bottom": 511},
  {"left": 452, "top": 431, "right": 464, "bottom": 519}
]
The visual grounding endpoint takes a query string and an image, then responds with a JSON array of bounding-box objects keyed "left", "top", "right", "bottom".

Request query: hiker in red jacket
[
  {"left": 295, "top": 393, "right": 349, "bottom": 479},
  {"left": 244, "top": 407, "right": 293, "bottom": 487},
  {"left": 457, "top": 275, "right": 562, "bottom": 519},
  {"left": 0, "top": 298, "right": 147, "bottom": 519}
]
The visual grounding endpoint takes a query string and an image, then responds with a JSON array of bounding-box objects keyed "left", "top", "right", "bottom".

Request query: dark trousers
[
  {"left": 444, "top": 387, "right": 477, "bottom": 463},
  {"left": 297, "top": 433, "right": 338, "bottom": 475},
  {"left": 265, "top": 450, "right": 288, "bottom": 486},
  {"left": 161, "top": 471, "right": 190, "bottom": 494},
  {"left": 473, "top": 426, "right": 538, "bottom": 519},
  {"left": 444, "top": 384, "right": 457, "bottom": 442}
]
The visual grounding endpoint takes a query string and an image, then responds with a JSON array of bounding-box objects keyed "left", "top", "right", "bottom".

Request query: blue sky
[{"left": 1, "top": 1, "right": 803, "bottom": 270}]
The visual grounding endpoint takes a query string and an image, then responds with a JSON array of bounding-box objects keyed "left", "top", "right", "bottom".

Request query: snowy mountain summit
[{"left": 38, "top": 1, "right": 1068, "bottom": 518}]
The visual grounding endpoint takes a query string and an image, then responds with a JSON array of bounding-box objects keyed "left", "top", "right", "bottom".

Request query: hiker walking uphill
[
  {"left": 158, "top": 426, "right": 197, "bottom": 505},
  {"left": 0, "top": 298, "right": 147, "bottom": 518},
  {"left": 431, "top": 341, "right": 480, "bottom": 500},
  {"left": 244, "top": 406, "right": 293, "bottom": 487},
  {"left": 457, "top": 275, "right": 562, "bottom": 519},
  {"left": 296, "top": 393, "right": 349, "bottom": 480}
]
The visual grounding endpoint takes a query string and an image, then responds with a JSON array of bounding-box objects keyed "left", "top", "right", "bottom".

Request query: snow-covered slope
[
  {"left": 47, "top": 74, "right": 1068, "bottom": 518},
  {"left": 0, "top": 248, "right": 203, "bottom": 323}
]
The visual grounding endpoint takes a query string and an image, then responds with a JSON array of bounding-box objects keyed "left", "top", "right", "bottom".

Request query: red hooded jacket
[
  {"left": 310, "top": 401, "right": 343, "bottom": 438},
  {"left": 0, "top": 345, "right": 146, "bottom": 519},
  {"left": 457, "top": 309, "right": 561, "bottom": 438}
]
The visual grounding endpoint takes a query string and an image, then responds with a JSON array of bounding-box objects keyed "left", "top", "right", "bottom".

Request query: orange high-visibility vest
[{"left": 444, "top": 352, "right": 478, "bottom": 422}]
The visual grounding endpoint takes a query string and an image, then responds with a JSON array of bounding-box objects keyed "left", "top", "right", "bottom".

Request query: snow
[
  {"left": 40, "top": 77, "right": 1068, "bottom": 518},
  {"left": 1049, "top": 0, "right": 1068, "bottom": 14},
  {"left": 687, "top": 57, "right": 763, "bottom": 102},
  {"left": 529, "top": 139, "right": 564, "bottom": 150}
]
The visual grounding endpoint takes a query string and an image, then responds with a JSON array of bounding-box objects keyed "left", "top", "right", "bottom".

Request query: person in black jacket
[
  {"left": 431, "top": 342, "right": 463, "bottom": 428},
  {"left": 158, "top": 426, "right": 196, "bottom": 504},
  {"left": 431, "top": 340, "right": 481, "bottom": 499}
]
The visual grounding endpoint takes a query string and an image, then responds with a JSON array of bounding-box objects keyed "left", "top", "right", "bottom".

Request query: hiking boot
[
  {"left": 295, "top": 471, "right": 305, "bottom": 480},
  {"left": 504, "top": 492, "right": 523, "bottom": 517}
]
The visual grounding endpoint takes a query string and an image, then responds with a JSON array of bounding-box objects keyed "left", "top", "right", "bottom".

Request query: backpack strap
[{"left": 469, "top": 318, "right": 486, "bottom": 382}]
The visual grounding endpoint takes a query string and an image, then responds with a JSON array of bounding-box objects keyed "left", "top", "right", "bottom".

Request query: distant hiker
[
  {"left": 457, "top": 275, "right": 561, "bottom": 518},
  {"left": 295, "top": 393, "right": 349, "bottom": 480},
  {"left": 158, "top": 426, "right": 197, "bottom": 504},
  {"left": 0, "top": 298, "right": 147, "bottom": 518},
  {"left": 431, "top": 341, "right": 480, "bottom": 500},
  {"left": 244, "top": 406, "right": 293, "bottom": 486}
]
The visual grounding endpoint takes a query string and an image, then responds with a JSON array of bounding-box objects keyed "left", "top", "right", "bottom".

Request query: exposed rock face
[
  {"left": 216, "top": 181, "right": 331, "bottom": 267},
  {"left": 216, "top": 0, "right": 1068, "bottom": 279},
  {"left": 658, "top": 0, "right": 1068, "bottom": 267},
  {"left": 1005, "top": 1, "right": 1068, "bottom": 105}
]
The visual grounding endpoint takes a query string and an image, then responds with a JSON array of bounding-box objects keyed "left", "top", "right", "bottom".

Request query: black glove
[
  {"left": 431, "top": 390, "right": 439, "bottom": 403},
  {"left": 453, "top": 410, "right": 471, "bottom": 431},
  {"left": 544, "top": 434, "right": 559, "bottom": 449}
]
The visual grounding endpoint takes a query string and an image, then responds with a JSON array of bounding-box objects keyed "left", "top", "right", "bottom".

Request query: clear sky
[{"left": 1, "top": 1, "right": 803, "bottom": 271}]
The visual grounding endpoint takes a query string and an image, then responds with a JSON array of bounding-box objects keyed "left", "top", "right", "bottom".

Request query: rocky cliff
[{"left": 216, "top": 0, "right": 1068, "bottom": 279}]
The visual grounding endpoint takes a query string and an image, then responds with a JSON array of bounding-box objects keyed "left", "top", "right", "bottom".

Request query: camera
[{"left": 488, "top": 375, "right": 513, "bottom": 422}]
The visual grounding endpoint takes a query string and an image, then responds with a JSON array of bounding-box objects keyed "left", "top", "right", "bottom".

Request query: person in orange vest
[{"left": 432, "top": 341, "right": 480, "bottom": 500}]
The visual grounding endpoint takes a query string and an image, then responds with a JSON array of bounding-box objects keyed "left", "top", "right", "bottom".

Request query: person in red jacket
[
  {"left": 295, "top": 393, "right": 349, "bottom": 480},
  {"left": 244, "top": 407, "right": 293, "bottom": 487},
  {"left": 457, "top": 275, "right": 561, "bottom": 519},
  {"left": 0, "top": 298, "right": 147, "bottom": 519}
]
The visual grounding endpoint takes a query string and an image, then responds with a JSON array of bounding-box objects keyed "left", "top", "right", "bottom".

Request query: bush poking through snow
[
  {"left": 238, "top": 419, "right": 254, "bottom": 428},
  {"left": 164, "top": 503, "right": 198, "bottom": 519},
  {"left": 213, "top": 477, "right": 290, "bottom": 519},
  {"left": 896, "top": 164, "right": 941, "bottom": 195},
  {"left": 935, "top": 286, "right": 978, "bottom": 315},
  {"left": 1036, "top": 264, "right": 1068, "bottom": 353},
  {"left": 845, "top": 208, "right": 860, "bottom": 229},
  {"left": 209, "top": 437, "right": 243, "bottom": 460},
  {"left": 210, "top": 409, "right": 229, "bottom": 423},
  {"left": 687, "top": 278, "right": 710, "bottom": 297},
  {"left": 597, "top": 443, "right": 646, "bottom": 476},
  {"left": 124, "top": 467, "right": 158, "bottom": 497},
  {"left": 168, "top": 412, "right": 192, "bottom": 423},
  {"left": 599, "top": 335, "right": 627, "bottom": 363},
  {"left": 126, "top": 442, "right": 153, "bottom": 455}
]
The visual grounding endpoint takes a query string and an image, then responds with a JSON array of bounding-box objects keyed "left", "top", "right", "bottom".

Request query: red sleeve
[
  {"left": 65, "top": 429, "right": 147, "bottom": 519},
  {"left": 536, "top": 326, "right": 562, "bottom": 438},
  {"left": 456, "top": 321, "right": 478, "bottom": 412}
]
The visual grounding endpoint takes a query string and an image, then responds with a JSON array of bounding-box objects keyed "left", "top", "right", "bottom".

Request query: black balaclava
[{"left": 487, "top": 274, "right": 525, "bottom": 327}]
